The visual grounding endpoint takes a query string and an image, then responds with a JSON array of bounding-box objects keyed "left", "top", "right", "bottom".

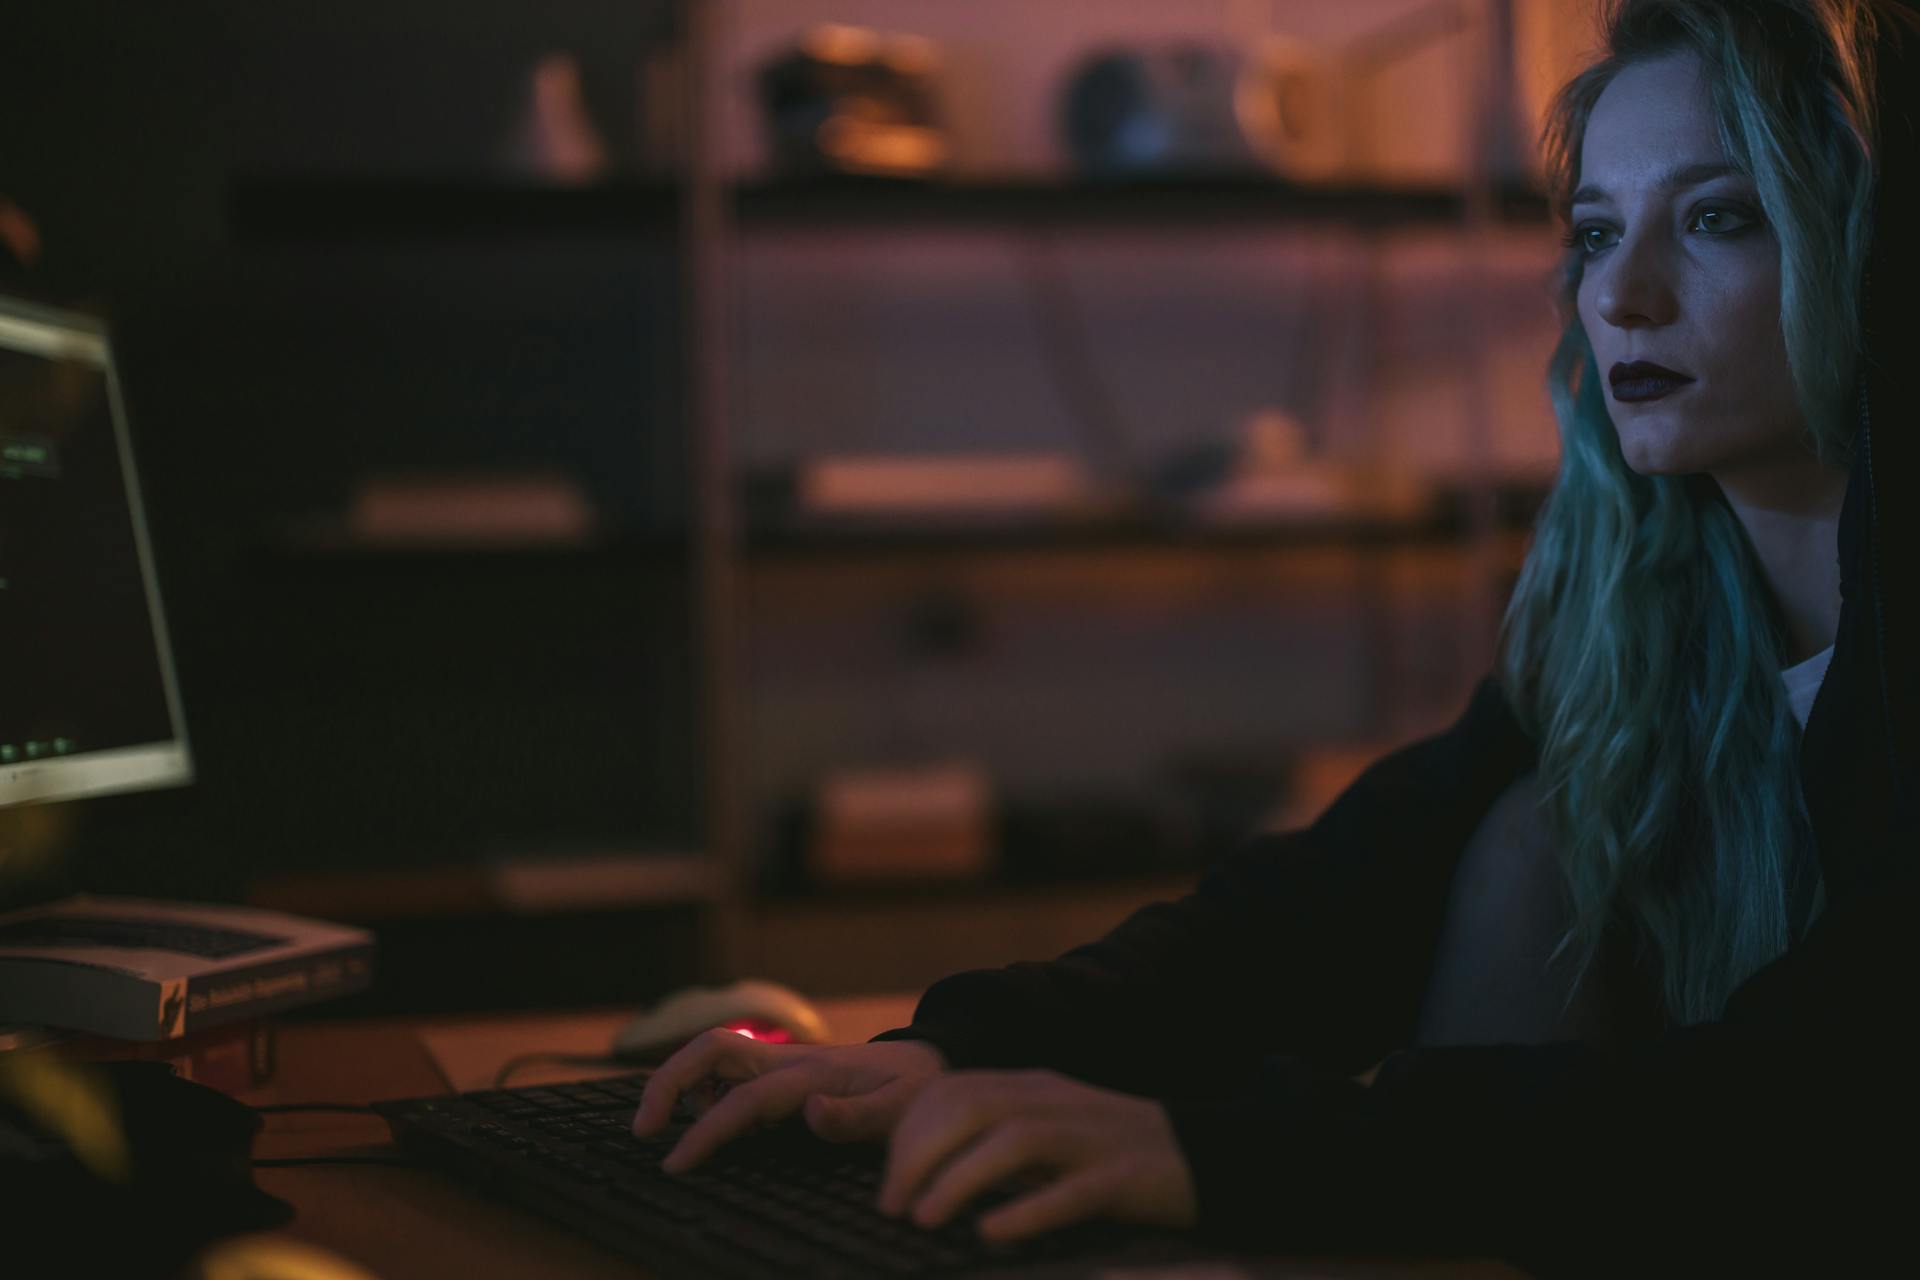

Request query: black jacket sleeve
[
  {"left": 869, "top": 676, "right": 1537, "bottom": 1095},
  {"left": 1159, "top": 870, "right": 1918, "bottom": 1277}
]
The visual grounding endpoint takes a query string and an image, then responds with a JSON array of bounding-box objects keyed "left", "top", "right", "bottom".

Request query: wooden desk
[{"left": 231, "top": 999, "right": 1523, "bottom": 1280}]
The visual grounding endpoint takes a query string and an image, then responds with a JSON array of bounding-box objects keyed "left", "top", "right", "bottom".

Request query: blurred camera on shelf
[
  {"left": 757, "top": 24, "right": 950, "bottom": 179},
  {"left": 1061, "top": 38, "right": 1342, "bottom": 181}
]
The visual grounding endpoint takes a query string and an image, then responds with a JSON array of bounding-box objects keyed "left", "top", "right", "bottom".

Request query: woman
[{"left": 636, "top": 2, "right": 1918, "bottom": 1272}]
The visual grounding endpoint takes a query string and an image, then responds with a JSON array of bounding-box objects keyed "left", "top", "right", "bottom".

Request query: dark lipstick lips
[{"left": 1609, "top": 360, "right": 1694, "bottom": 403}]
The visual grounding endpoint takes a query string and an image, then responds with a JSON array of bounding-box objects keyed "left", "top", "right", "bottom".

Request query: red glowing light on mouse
[{"left": 723, "top": 1019, "right": 793, "bottom": 1043}]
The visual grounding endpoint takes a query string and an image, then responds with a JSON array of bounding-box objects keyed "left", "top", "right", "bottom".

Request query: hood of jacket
[{"left": 1736, "top": 0, "right": 1920, "bottom": 1018}]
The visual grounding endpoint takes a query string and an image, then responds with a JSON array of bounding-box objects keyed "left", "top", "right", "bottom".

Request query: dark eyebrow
[{"left": 1570, "top": 161, "right": 1743, "bottom": 207}]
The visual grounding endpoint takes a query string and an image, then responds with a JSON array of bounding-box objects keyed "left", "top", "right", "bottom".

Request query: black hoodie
[{"left": 872, "top": 6, "right": 1920, "bottom": 1275}]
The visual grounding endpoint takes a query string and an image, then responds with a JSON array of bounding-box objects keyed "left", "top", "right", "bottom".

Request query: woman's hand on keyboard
[
  {"left": 876, "top": 1069, "right": 1198, "bottom": 1244},
  {"left": 632, "top": 1033, "right": 947, "bottom": 1171}
]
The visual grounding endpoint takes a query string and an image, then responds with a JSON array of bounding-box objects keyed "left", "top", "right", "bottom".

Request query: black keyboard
[{"left": 374, "top": 1074, "right": 1215, "bottom": 1278}]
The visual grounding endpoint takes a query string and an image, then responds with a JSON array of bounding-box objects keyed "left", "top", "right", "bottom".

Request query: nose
[{"left": 1590, "top": 226, "right": 1679, "bottom": 330}]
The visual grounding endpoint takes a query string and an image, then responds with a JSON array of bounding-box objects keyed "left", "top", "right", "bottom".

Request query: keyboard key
[
  {"left": 462, "top": 1092, "right": 515, "bottom": 1111},
  {"left": 595, "top": 1078, "right": 648, "bottom": 1100},
  {"left": 606, "top": 1186, "right": 702, "bottom": 1227}
]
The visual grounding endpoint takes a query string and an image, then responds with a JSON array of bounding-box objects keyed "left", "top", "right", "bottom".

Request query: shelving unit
[
  {"left": 204, "top": 8, "right": 714, "bottom": 967},
  {"left": 216, "top": 0, "right": 1557, "bottom": 994}
]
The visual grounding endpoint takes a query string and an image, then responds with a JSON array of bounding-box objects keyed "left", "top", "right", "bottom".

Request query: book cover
[{"left": 0, "top": 896, "right": 375, "bottom": 1041}]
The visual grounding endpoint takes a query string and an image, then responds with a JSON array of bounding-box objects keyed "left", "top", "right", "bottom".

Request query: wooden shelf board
[{"left": 228, "top": 174, "right": 1554, "bottom": 241}]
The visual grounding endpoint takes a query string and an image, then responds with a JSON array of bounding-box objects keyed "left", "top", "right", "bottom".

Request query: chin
[
  {"left": 1611, "top": 415, "right": 1699, "bottom": 476},
  {"left": 1617, "top": 441, "right": 1686, "bottom": 476}
]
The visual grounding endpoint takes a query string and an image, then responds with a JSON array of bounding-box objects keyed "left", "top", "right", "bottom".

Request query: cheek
[
  {"left": 1731, "top": 286, "right": 1791, "bottom": 392},
  {"left": 1574, "top": 279, "right": 1598, "bottom": 347},
  {"left": 1574, "top": 279, "right": 1616, "bottom": 390},
  {"left": 1701, "top": 271, "right": 1797, "bottom": 424}
]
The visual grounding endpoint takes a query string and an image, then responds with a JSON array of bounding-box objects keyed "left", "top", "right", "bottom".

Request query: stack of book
[{"left": 0, "top": 896, "right": 375, "bottom": 1094}]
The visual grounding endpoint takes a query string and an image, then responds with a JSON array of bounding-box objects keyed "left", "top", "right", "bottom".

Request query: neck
[{"left": 1711, "top": 452, "right": 1848, "bottom": 667}]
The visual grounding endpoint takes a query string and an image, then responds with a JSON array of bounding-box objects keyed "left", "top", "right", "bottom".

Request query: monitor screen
[{"left": 0, "top": 297, "right": 191, "bottom": 807}]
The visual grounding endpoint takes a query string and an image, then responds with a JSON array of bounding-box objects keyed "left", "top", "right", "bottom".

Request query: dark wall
[{"left": 2, "top": 2, "right": 700, "bottom": 905}]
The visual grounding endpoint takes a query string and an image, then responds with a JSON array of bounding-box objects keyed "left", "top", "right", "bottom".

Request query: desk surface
[{"left": 234, "top": 999, "right": 1523, "bottom": 1280}]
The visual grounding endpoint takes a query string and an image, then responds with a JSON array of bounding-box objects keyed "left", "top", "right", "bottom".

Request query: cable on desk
[
  {"left": 254, "top": 1155, "right": 415, "bottom": 1167},
  {"left": 253, "top": 1103, "right": 382, "bottom": 1115}
]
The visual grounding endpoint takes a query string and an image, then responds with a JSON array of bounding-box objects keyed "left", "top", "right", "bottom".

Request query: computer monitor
[{"left": 0, "top": 295, "right": 191, "bottom": 807}]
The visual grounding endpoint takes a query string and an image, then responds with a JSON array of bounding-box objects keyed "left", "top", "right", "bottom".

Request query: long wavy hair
[{"left": 1499, "top": 0, "right": 1879, "bottom": 1027}]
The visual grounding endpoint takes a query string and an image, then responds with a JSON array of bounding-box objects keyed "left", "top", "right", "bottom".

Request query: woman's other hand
[
  {"left": 877, "top": 1069, "right": 1198, "bottom": 1244},
  {"left": 632, "top": 1031, "right": 946, "bottom": 1170}
]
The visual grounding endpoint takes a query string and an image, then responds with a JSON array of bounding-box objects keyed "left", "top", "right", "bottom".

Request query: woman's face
[{"left": 1573, "top": 49, "right": 1804, "bottom": 484}]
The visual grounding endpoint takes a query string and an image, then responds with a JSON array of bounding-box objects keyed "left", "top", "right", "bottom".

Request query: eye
[
  {"left": 1562, "top": 223, "right": 1615, "bottom": 256},
  {"left": 1691, "top": 204, "right": 1756, "bottom": 235},
  {"left": 1562, "top": 203, "right": 1758, "bottom": 257}
]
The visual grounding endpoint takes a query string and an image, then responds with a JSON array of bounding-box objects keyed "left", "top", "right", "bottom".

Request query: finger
[
  {"left": 975, "top": 1166, "right": 1122, "bottom": 1245},
  {"left": 633, "top": 1029, "right": 771, "bottom": 1136},
  {"left": 803, "top": 1075, "right": 922, "bottom": 1143},
  {"left": 633, "top": 1030, "right": 738, "bottom": 1134},
  {"left": 879, "top": 1076, "right": 1024, "bottom": 1216},
  {"left": 662, "top": 1058, "right": 849, "bottom": 1172},
  {"left": 907, "top": 1120, "right": 1058, "bottom": 1230}
]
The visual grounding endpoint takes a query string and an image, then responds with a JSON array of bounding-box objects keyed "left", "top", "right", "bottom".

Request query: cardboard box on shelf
[{"left": 808, "top": 761, "right": 996, "bottom": 885}]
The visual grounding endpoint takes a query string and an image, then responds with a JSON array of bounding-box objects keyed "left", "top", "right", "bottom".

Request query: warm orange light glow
[
  {"left": 813, "top": 119, "right": 949, "bottom": 177},
  {"left": 803, "top": 24, "right": 882, "bottom": 66}
]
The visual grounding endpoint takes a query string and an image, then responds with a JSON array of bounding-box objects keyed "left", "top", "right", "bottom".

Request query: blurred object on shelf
[
  {"left": 796, "top": 452, "right": 1098, "bottom": 520},
  {"left": 483, "top": 851, "right": 715, "bottom": 914},
  {"left": 765, "top": 787, "right": 1202, "bottom": 897},
  {"left": 758, "top": 25, "right": 949, "bottom": 179},
  {"left": 1237, "top": 407, "right": 1312, "bottom": 469},
  {"left": 1262, "top": 742, "right": 1404, "bottom": 833},
  {"left": 1195, "top": 462, "right": 1431, "bottom": 526},
  {"left": 1063, "top": 45, "right": 1246, "bottom": 177},
  {"left": 1062, "top": 40, "right": 1341, "bottom": 180},
  {"left": 1158, "top": 408, "right": 1435, "bottom": 526},
  {"left": 808, "top": 761, "right": 995, "bottom": 885},
  {"left": 500, "top": 53, "right": 611, "bottom": 184},
  {"left": 1234, "top": 38, "right": 1345, "bottom": 182},
  {"left": 333, "top": 471, "right": 597, "bottom": 548}
]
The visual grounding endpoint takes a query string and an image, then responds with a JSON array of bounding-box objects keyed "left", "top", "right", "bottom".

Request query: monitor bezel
[{"left": 0, "top": 296, "right": 194, "bottom": 808}]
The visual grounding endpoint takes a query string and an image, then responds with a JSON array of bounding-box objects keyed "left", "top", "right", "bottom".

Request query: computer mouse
[{"left": 611, "top": 979, "right": 832, "bottom": 1061}]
